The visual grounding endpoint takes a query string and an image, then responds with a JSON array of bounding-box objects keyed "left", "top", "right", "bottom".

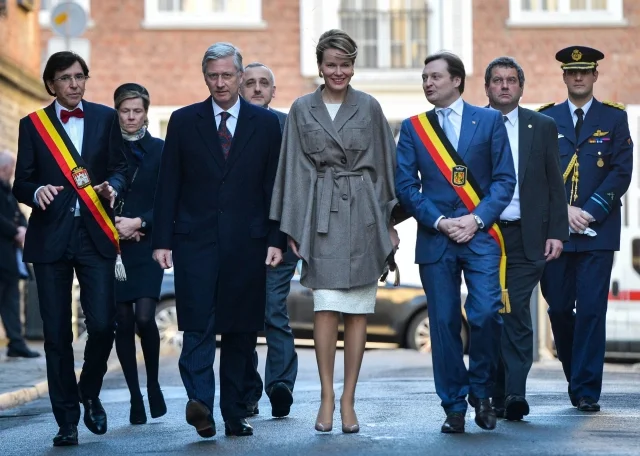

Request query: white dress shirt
[
  {"left": 498, "top": 107, "right": 521, "bottom": 221},
  {"left": 212, "top": 97, "right": 241, "bottom": 136},
  {"left": 567, "top": 97, "right": 593, "bottom": 127}
]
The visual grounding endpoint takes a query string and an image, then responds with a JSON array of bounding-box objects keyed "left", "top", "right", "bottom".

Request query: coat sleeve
[
  {"left": 543, "top": 118, "right": 569, "bottom": 241},
  {"left": 0, "top": 212, "right": 17, "bottom": 239},
  {"left": 371, "top": 98, "right": 398, "bottom": 224},
  {"left": 395, "top": 119, "right": 444, "bottom": 231},
  {"left": 12, "top": 118, "right": 41, "bottom": 209},
  {"left": 581, "top": 110, "right": 633, "bottom": 223},
  {"left": 473, "top": 111, "right": 516, "bottom": 227},
  {"left": 264, "top": 112, "right": 287, "bottom": 250},
  {"left": 106, "top": 111, "right": 129, "bottom": 197},
  {"left": 152, "top": 112, "right": 182, "bottom": 250}
]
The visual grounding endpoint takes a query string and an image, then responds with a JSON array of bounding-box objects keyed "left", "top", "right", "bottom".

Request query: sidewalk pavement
[{"left": 0, "top": 338, "right": 139, "bottom": 411}]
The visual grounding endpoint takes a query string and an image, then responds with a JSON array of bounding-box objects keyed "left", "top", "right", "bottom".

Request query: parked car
[{"left": 153, "top": 265, "right": 470, "bottom": 353}]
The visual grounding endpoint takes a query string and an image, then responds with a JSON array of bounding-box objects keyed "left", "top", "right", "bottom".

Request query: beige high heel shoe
[
  {"left": 340, "top": 407, "right": 360, "bottom": 434},
  {"left": 315, "top": 402, "right": 335, "bottom": 432}
]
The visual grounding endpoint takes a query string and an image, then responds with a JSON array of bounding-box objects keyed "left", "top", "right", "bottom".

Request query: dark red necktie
[
  {"left": 60, "top": 108, "right": 84, "bottom": 124},
  {"left": 218, "top": 111, "right": 232, "bottom": 159}
]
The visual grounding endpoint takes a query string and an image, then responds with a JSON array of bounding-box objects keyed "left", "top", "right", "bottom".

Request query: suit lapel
[
  {"left": 457, "top": 102, "right": 479, "bottom": 159},
  {"left": 43, "top": 102, "right": 82, "bottom": 157},
  {"left": 578, "top": 98, "right": 602, "bottom": 146},
  {"left": 517, "top": 107, "right": 533, "bottom": 185},
  {"left": 224, "top": 98, "right": 256, "bottom": 176},
  {"left": 80, "top": 100, "right": 96, "bottom": 157},
  {"left": 195, "top": 98, "right": 225, "bottom": 170},
  {"left": 555, "top": 100, "right": 576, "bottom": 145},
  {"left": 332, "top": 87, "right": 359, "bottom": 134},
  {"left": 308, "top": 86, "right": 345, "bottom": 151}
]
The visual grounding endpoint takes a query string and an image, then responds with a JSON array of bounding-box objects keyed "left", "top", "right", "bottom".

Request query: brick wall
[{"left": 41, "top": 0, "right": 311, "bottom": 109}]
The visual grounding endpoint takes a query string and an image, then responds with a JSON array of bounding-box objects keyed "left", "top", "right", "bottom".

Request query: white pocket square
[{"left": 558, "top": 133, "right": 564, "bottom": 138}]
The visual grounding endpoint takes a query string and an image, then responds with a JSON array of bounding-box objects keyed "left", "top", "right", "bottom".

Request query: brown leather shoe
[{"left": 185, "top": 400, "right": 216, "bottom": 438}]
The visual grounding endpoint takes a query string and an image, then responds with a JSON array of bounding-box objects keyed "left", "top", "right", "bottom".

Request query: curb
[{"left": 0, "top": 348, "right": 144, "bottom": 411}]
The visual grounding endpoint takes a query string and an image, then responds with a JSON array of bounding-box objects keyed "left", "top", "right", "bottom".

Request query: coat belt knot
[{"left": 316, "top": 168, "right": 363, "bottom": 234}]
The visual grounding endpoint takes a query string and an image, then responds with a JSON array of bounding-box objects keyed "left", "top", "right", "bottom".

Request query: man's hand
[
  {"left": 115, "top": 216, "right": 142, "bottom": 239},
  {"left": 448, "top": 214, "right": 478, "bottom": 244},
  {"left": 36, "top": 184, "right": 64, "bottom": 210},
  {"left": 568, "top": 205, "right": 591, "bottom": 233},
  {"left": 14, "top": 226, "right": 26, "bottom": 248},
  {"left": 93, "top": 181, "right": 117, "bottom": 208},
  {"left": 131, "top": 231, "right": 145, "bottom": 242},
  {"left": 153, "top": 249, "right": 173, "bottom": 269},
  {"left": 389, "top": 226, "right": 400, "bottom": 251},
  {"left": 544, "top": 239, "right": 563, "bottom": 262},
  {"left": 288, "top": 236, "right": 301, "bottom": 259},
  {"left": 265, "top": 247, "right": 283, "bottom": 267}
]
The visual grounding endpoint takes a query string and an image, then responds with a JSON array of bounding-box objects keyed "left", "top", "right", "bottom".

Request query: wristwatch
[
  {"left": 471, "top": 213, "right": 483, "bottom": 229},
  {"left": 139, "top": 217, "right": 147, "bottom": 229}
]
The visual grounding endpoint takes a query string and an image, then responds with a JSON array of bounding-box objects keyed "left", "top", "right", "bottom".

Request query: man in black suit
[
  {"left": 0, "top": 151, "right": 39, "bottom": 359},
  {"left": 152, "top": 42, "right": 286, "bottom": 439},
  {"left": 239, "top": 62, "right": 297, "bottom": 418},
  {"left": 484, "top": 56, "right": 568, "bottom": 420},
  {"left": 13, "top": 52, "right": 128, "bottom": 446}
]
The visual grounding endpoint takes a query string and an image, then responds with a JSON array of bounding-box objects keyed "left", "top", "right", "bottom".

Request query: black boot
[
  {"left": 148, "top": 386, "right": 167, "bottom": 418},
  {"left": 130, "top": 396, "right": 147, "bottom": 425}
]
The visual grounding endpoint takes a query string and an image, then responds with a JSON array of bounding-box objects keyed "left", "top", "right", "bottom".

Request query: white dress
[{"left": 312, "top": 102, "right": 378, "bottom": 314}]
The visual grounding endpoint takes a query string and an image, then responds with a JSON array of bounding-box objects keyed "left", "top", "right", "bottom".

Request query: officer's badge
[
  {"left": 597, "top": 158, "right": 604, "bottom": 167},
  {"left": 592, "top": 130, "right": 609, "bottom": 137},
  {"left": 571, "top": 49, "right": 583, "bottom": 61},
  {"left": 71, "top": 166, "right": 91, "bottom": 189},
  {"left": 452, "top": 165, "right": 467, "bottom": 187}
]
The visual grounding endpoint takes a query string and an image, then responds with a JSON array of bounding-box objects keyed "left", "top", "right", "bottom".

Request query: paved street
[{"left": 1, "top": 347, "right": 640, "bottom": 455}]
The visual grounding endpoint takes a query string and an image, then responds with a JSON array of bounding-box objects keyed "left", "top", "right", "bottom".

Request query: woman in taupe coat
[{"left": 270, "top": 29, "right": 399, "bottom": 433}]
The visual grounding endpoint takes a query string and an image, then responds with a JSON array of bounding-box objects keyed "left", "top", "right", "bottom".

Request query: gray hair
[
  {"left": 244, "top": 62, "right": 276, "bottom": 85},
  {"left": 0, "top": 150, "right": 15, "bottom": 167},
  {"left": 484, "top": 56, "right": 526, "bottom": 88},
  {"left": 202, "top": 42, "right": 244, "bottom": 74}
]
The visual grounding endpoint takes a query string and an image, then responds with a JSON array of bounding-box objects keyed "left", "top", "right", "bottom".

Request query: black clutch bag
[
  {"left": 380, "top": 251, "right": 400, "bottom": 286},
  {"left": 391, "top": 203, "right": 411, "bottom": 226}
]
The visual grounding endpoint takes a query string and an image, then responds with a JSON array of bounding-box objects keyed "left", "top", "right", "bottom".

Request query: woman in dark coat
[{"left": 113, "top": 83, "right": 166, "bottom": 424}]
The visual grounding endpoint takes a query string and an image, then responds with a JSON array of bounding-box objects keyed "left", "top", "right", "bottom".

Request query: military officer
[{"left": 539, "top": 46, "right": 633, "bottom": 412}]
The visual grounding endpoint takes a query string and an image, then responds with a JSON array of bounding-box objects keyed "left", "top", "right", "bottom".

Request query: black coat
[
  {"left": 12, "top": 100, "right": 128, "bottom": 262},
  {"left": 152, "top": 97, "right": 286, "bottom": 333},
  {"left": 115, "top": 131, "right": 164, "bottom": 302},
  {"left": 0, "top": 181, "right": 27, "bottom": 281}
]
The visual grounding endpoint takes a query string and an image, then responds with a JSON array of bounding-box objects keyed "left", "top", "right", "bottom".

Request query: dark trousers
[
  {"left": 243, "top": 259, "right": 298, "bottom": 405},
  {"left": 419, "top": 242, "right": 503, "bottom": 414},
  {"left": 494, "top": 224, "right": 546, "bottom": 400},
  {"left": 540, "top": 250, "right": 613, "bottom": 402},
  {"left": 179, "top": 309, "right": 257, "bottom": 421},
  {"left": 0, "top": 277, "right": 26, "bottom": 348},
  {"left": 33, "top": 218, "right": 116, "bottom": 426}
]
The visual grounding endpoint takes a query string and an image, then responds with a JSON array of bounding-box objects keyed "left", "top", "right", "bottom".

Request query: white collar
[
  {"left": 567, "top": 97, "right": 593, "bottom": 117},
  {"left": 503, "top": 106, "right": 519, "bottom": 126},
  {"left": 436, "top": 96, "right": 464, "bottom": 117},
  {"left": 212, "top": 97, "right": 241, "bottom": 119},
  {"left": 55, "top": 100, "right": 84, "bottom": 116}
]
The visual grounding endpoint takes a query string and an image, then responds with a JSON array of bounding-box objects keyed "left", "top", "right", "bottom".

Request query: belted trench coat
[{"left": 270, "top": 85, "right": 397, "bottom": 289}]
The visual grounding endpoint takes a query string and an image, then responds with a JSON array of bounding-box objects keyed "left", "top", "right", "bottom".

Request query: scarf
[{"left": 121, "top": 125, "right": 147, "bottom": 142}]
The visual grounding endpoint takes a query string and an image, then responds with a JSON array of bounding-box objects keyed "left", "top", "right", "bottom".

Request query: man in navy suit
[
  {"left": 152, "top": 43, "right": 286, "bottom": 439},
  {"left": 13, "top": 52, "right": 128, "bottom": 446},
  {"left": 539, "top": 46, "right": 633, "bottom": 413},
  {"left": 240, "top": 62, "right": 297, "bottom": 418},
  {"left": 395, "top": 51, "right": 515, "bottom": 433}
]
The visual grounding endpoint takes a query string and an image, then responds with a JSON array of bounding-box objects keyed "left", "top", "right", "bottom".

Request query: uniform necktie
[
  {"left": 503, "top": 115, "right": 508, "bottom": 123},
  {"left": 60, "top": 108, "right": 84, "bottom": 124},
  {"left": 218, "top": 111, "right": 232, "bottom": 159},
  {"left": 574, "top": 108, "right": 584, "bottom": 140},
  {"left": 439, "top": 108, "right": 458, "bottom": 151}
]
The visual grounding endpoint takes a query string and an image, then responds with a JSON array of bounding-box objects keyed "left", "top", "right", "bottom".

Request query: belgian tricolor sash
[
  {"left": 29, "top": 108, "right": 126, "bottom": 281},
  {"left": 410, "top": 111, "right": 510, "bottom": 313}
]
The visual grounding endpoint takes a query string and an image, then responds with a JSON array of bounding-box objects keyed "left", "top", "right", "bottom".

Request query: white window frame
[
  {"left": 142, "top": 0, "right": 266, "bottom": 30},
  {"left": 39, "top": 0, "right": 93, "bottom": 28},
  {"left": 507, "top": 0, "right": 627, "bottom": 27}
]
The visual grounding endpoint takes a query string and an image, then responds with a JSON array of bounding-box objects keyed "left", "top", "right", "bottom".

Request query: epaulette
[
  {"left": 536, "top": 102, "right": 555, "bottom": 112},
  {"left": 602, "top": 100, "right": 625, "bottom": 110}
]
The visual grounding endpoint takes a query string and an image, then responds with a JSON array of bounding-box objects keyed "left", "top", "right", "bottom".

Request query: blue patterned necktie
[
  {"left": 218, "top": 111, "right": 232, "bottom": 159},
  {"left": 439, "top": 108, "right": 458, "bottom": 151}
]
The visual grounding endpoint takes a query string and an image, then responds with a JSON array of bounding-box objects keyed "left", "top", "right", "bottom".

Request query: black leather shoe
[
  {"left": 474, "top": 398, "right": 497, "bottom": 430},
  {"left": 244, "top": 402, "right": 260, "bottom": 418},
  {"left": 7, "top": 345, "right": 40, "bottom": 358},
  {"left": 148, "top": 386, "right": 167, "bottom": 418},
  {"left": 577, "top": 397, "right": 600, "bottom": 412},
  {"left": 224, "top": 418, "right": 253, "bottom": 436},
  {"left": 568, "top": 385, "right": 578, "bottom": 407},
  {"left": 53, "top": 424, "right": 78, "bottom": 446},
  {"left": 504, "top": 395, "right": 529, "bottom": 421},
  {"left": 186, "top": 400, "right": 216, "bottom": 438},
  {"left": 81, "top": 397, "right": 107, "bottom": 435},
  {"left": 491, "top": 398, "right": 506, "bottom": 418},
  {"left": 268, "top": 382, "right": 293, "bottom": 418},
  {"left": 441, "top": 412, "right": 465, "bottom": 434},
  {"left": 130, "top": 396, "right": 147, "bottom": 425}
]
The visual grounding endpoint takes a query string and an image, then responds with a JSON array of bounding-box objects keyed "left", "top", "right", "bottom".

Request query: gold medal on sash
[
  {"left": 452, "top": 165, "right": 467, "bottom": 186},
  {"left": 597, "top": 158, "right": 604, "bottom": 167},
  {"left": 71, "top": 166, "right": 91, "bottom": 188}
]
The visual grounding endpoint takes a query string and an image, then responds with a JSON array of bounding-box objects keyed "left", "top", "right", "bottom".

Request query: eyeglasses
[
  {"left": 52, "top": 74, "right": 90, "bottom": 84},
  {"left": 206, "top": 72, "right": 239, "bottom": 82}
]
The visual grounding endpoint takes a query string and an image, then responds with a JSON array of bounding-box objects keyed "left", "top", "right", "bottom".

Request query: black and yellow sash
[
  {"left": 410, "top": 111, "right": 510, "bottom": 312},
  {"left": 29, "top": 108, "right": 126, "bottom": 281}
]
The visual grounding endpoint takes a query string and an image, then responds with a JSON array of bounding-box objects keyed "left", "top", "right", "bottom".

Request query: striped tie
[{"left": 218, "top": 111, "right": 232, "bottom": 159}]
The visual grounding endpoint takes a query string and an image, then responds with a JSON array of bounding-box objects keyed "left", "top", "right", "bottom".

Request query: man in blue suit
[
  {"left": 539, "top": 46, "right": 633, "bottom": 413},
  {"left": 395, "top": 51, "right": 515, "bottom": 433},
  {"left": 152, "top": 43, "right": 286, "bottom": 439}
]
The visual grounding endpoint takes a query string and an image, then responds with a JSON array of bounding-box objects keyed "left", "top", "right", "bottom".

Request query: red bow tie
[{"left": 60, "top": 108, "right": 84, "bottom": 124}]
